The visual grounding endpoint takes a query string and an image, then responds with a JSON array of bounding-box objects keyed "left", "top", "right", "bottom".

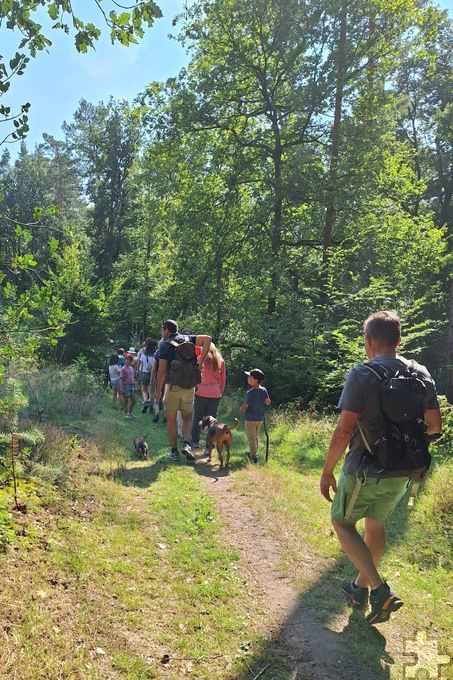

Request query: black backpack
[
  {"left": 359, "top": 361, "right": 431, "bottom": 479},
  {"left": 169, "top": 336, "right": 201, "bottom": 389}
]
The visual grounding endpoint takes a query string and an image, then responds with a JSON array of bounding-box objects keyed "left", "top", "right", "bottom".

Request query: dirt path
[{"left": 196, "top": 463, "right": 376, "bottom": 680}]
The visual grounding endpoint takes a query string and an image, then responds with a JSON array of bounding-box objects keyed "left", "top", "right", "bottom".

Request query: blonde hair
[{"left": 205, "top": 343, "right": 223, "bottom": 371}]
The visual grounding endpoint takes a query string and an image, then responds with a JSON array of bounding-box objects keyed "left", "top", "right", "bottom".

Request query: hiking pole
[{"left": 263, "top": 415, "right": 269, "bottom": 462}]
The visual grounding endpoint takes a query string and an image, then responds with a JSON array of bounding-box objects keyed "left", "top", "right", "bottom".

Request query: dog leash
[{"left": 263, "top": 416, "right": 269, "bottom": 462}]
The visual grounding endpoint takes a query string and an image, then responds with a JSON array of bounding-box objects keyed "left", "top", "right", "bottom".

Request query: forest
[
  {"left": 0, "top": 2, "right": 452, "bottom": 679},
  {"left": 0, "top": 0, "right": 451, "bottom": 408}
]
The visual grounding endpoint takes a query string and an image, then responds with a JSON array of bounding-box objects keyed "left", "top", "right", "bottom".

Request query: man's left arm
[
  {"left": 194, "top": 335, "right": 212, "bottom": 365},
  {"left": 320, "top": 409, "right": 358, "bottom": 502}
]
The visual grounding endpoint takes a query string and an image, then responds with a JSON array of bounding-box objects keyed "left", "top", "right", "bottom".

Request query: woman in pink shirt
[{"left": 191, "top": 343, "right": 226, "bottom": 449}]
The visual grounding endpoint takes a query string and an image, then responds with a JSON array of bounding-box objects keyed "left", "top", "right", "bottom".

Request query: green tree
[
  {"left": 0, "top": 0, "right": 162, "bottom": 145},
  {"left": 64, "top": 98, "right": 140, "bottom": 279}
]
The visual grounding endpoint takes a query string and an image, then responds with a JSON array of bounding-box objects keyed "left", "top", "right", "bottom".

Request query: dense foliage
[{"left": 0, "top": 0, "right": 452, "bottom": 406}]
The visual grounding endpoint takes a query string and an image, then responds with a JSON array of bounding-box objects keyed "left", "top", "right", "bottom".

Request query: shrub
[
  {"left": 0, "top": 503, "right": 14, "bottom": 551},
  {"left": 435, "top": 396, "right": 452, "bottom": 462}
]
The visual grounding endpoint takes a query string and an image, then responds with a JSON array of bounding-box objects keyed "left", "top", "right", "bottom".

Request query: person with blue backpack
[
  {"left": 156, "top": 320, "right": 211, "bottom": 462},
  {"left": 320, "top": 311, "right": 441, "bottom": 624}
]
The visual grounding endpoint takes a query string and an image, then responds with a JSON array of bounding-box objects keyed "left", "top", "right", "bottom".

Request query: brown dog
[{"left": 199, "top": 416, "right": 240, "bottom": 468}]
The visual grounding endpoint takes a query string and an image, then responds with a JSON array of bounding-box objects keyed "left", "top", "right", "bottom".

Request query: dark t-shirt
[
  {"left": 158, "top": 333, "right": 197, "bottom": 384},
  {"left": 339, "top": 355, "right": 439, "bottom": 476},
  {"left": 245, "top": 385, "right": 269, "bottom": 421}
]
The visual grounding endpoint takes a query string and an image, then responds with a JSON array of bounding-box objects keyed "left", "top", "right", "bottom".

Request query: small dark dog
[
  {"left": 199, "top": 416, "right": 240, "bottom": 468},
  {"left": 133, "top": 437, "right": 149, "bottom": 460}
]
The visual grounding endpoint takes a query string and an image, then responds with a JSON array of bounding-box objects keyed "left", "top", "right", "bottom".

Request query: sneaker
[
  {"left": 152, "top": 414, "right": 159, "bottom": 422},
  {"left": 341, "top": 579, "right": 369, "bottom": 610},
  {"left": 366, "top": 582, "right": 403, "bottom": 625},
  {"left": 141, "top": 402, "right": 149, "bottom": 414},
  {"left": 182, "top": 441, "right": 196, "bottom": 462},
  {"left": 128, "top": 413, "right": 136, "bottom": 419},
  {"left": 167, "top": 448, "right": 180, "bottom": 462},
  {"left": 247, "top": 452, "right": 258, "bottom": 464},
  {"left": 124, "top": 413, "right": 131, "bottom": 419}
]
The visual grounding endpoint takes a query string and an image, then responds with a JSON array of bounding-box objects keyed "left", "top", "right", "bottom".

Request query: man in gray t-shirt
[
  {"left": 320, "top": 311, "right": 441, "bottom": 625},
  {"left": 339, "top": 355, "right": 439, "bottom": 477}
]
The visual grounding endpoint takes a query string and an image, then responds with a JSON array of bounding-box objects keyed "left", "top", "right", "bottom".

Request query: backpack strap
[
  {"left": 170, "top": 334, "right": 190, "bottom": 348},
  {"left": 357, "top": 363, "right": 388, "bottom": 452},
  {"left": 344, "top": 477, "right": 364, "bottom": 521},
  {"left": 344, "top": 457, "right": 369, "bottom": 521},
  {"left": 357, "top": 420, "right": 372, "bottom": 453},
  {"left": 362, "top": 362, "right": 389, "bottom": 381},
  {"left": 407, "top": 480, "right": 420, "bottom": 509}
]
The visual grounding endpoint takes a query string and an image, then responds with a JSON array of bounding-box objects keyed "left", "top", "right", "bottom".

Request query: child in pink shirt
[{"left": 120, "top": 353, "right": 136, "bottom": 418}]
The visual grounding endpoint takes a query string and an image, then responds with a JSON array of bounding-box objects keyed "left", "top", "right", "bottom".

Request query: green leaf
[{"left": 48, "top": 3, "right": 59, "bottom": 21}]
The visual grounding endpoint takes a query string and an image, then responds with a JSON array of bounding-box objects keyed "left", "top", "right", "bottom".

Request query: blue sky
[
  {"left": 1, "top": 0, "right": 187, "bottom": 156},
  {"left": 1, "top": 0, "right": 452, "bottom": 158}
]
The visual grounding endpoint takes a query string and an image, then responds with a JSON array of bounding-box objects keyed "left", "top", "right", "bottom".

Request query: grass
[
  {"left": 227, "top": 408, "right": 453, "bottom": 678},
  {"left": 1, "top": 375, "right": 452, "bottom": 679},
  {"left": 0, "top": 388, "right": 270, "bottom": 680}
]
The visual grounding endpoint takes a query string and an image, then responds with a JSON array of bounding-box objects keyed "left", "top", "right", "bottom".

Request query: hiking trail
[{"left": 196, "top": 462, "right": 377, "bottom": 680}]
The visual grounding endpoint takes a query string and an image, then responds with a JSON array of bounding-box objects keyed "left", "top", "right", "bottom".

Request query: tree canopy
[{"left": 0, "top": 0, "right": 452, "bottom": 404}]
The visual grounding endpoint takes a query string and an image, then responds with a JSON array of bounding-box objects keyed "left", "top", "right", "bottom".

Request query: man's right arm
[
  {"left": 320, "top": 409, "right": 358, "bottom": 502},
  {"left": 425, "top": 408, "right": 442, "bottom": 436},
  {"left": 194, "top": 334, "right": 212, "bottom": 366}
]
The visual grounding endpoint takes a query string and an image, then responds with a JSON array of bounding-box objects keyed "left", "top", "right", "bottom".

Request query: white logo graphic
[{"left": 402, "top": 631, "right": 450, "bottom": 679}]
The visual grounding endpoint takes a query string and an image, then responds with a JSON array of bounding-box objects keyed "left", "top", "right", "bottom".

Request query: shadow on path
[
  {"left": 197, "top": 469, "right": 412, "bottom": 680},
  {"left": 106, "top": 456, "right": 170, "bottom": 488},
  {"left": 193, "top": 454, "right": 249, "bottom": 481},
  {"left": 233, "top": 559, "right": 394, "bottom": 679}
]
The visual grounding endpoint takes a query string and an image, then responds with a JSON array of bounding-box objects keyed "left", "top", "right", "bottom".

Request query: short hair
[
  {"left": 163, "top": 319, "right": 178, "bottom": 334},
  {"left": 109, "top": 353, "right": 119, "bottom": 365},
  {"left": 363, "top": 311, "right": 401, "bottom": 347}
]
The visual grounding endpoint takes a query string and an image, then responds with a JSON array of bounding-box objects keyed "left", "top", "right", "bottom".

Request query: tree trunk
[
  {"left": 141, "top": 225, "right": 152, "bottom": 340},
  {"left": 214, "top": 253, "right": 223, "bottom": 342},
  {"left": 321, "top": 0, "right": 347, "bottom": 304},
  {"left": 446, "top": 277, "right": 453, "bottom": 403},
  {"left": 268, "top": 141, "right": 283, "bottom": 315}
]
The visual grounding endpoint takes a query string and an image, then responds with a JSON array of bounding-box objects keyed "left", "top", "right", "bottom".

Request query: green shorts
[
  {"left": 165, "top": 385, "right": 194, "bottom": 414},
  {"left": 331, "top": 471, "right": 409, "bottom": 525}
]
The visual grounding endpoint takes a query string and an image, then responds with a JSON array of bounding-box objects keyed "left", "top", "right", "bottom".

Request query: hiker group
[
  {"left": 109, "top": 311, "right": 442, "bottom": 626},
  {"left": 108, "top": 319, "right": 271, "bottom": 464}
]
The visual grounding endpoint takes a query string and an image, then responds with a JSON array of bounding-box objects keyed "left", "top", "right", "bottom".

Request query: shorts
[
  {"left": 331, "top": 471, "right": 409, "bottom": 525},
  {"left": 141, "top": 371, "right": 151, "bottom": 387},
  {"left": 111, "top": 379, "right": 120, "bottom": 390},
  {"left": 165, "top": 385, "right": 194, "bottom": 414},
  {"left": 123, "top": 384, "right": 135, "bottom": 398}
]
